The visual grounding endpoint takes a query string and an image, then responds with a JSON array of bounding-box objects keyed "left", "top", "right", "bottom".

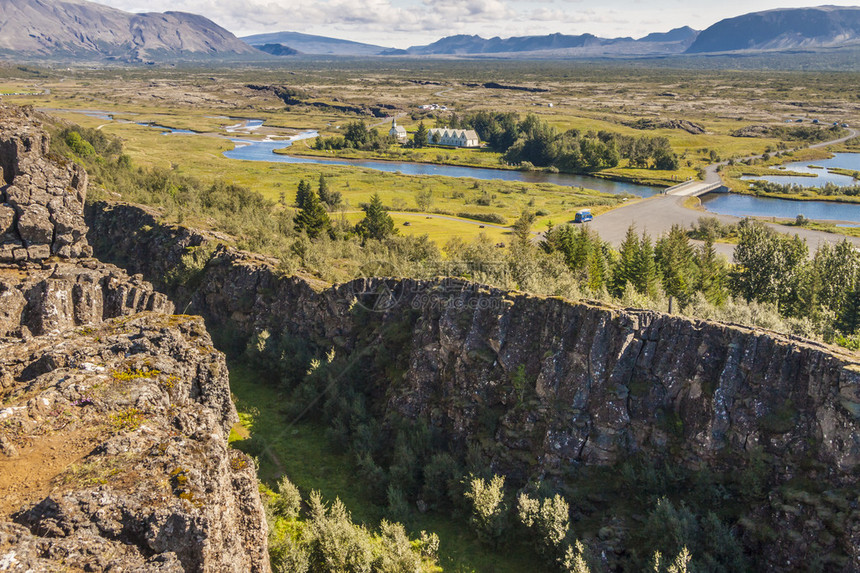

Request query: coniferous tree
[
  {"left": 838, "top": 288, "right": 860, "bottom": 335},
  {"left": 317, "top": 174, "right": 342, "bottom": 209},
  {"left": 294, "top": 183, "right": 332, "bottom": 239},
  {"left": 613, "top": 225, "right": 640, "bottom": 295},
  {"left": 695, "top": 236, "right": 727, "bottom": 306},
  {"left": 656, "top": 225, "right": 696, "bottom": 306},
  {"left": 635, "top": 233, "right": 659, "bottom": 298},
  {"left": 356, "top": 193, "right": 396, "bottom": 241},
  {"left": 413, "top": 121, "right": 428, "bottom": 148},
  {"left": 295, "top": 179, "right": 312, "bottom": 209},
  {"left": 586, "top": 242, "right": 608, "bottom": 294},
  {"left": 512, "top": 210, "right": 536, "bottom": 245}
]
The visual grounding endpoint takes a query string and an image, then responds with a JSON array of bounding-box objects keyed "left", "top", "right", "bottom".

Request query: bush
[
  {"left": 455, "top": 212, "right": 507, "bottom": 224},
  {"left": 272, "top": 475, "right": 303, "bottom": 519},
  {"left": 64, "top": 130, "right": 96, "bottom": 157},
  {"left": 464, "top": 474, "right": 508, "bottom": 544},
  {"left": 517, "top": 492, "right": 570, "bottom": 559}
]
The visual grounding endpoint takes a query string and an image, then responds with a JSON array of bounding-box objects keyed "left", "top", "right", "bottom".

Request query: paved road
[
  {"left": 587, "top": 194, "right": 860, "bottom": 259},
  {"left": 591, "top": 128, "right": 860, "bottom": 259}
]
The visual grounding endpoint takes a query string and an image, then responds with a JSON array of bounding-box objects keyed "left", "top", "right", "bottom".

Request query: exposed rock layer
[
  {"left": 88, "top": 201, "right": 860, "bottom": 477},
  {"left": 0, "top": 105, "right": 90, "bottom": 263},
  {"left": 0, "top": 107, "right": 270, "bottom": 572},
  {"left": 0, "top": 314, "right": 269, "bottom": 572},
  {"left": 0, "top": 261, "right": 172, "bottom": 338},
  {"left": 87, "top": 200, "right": 860, "bottom": 572}
]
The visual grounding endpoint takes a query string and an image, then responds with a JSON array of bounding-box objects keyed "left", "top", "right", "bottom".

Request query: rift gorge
[{"left": 4, "top": 2, "right": 860, "bottom": 571}]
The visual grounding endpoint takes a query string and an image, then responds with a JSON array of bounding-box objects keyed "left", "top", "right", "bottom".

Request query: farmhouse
[
  {"left": 389, "top": 119, "right": 408, "bottom": 143},
  {"left": 427, "top": 127, "right": 480, "bottom": 148}
]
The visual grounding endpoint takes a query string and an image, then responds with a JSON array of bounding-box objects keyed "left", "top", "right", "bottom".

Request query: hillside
[
  {"left": 241, "top": 31, "right": 390, "bottom": 56},
  {"left": 687, "top": 5, "right": 860, "bottom": 53},
  {"left": 0, "top": 0, "right": 259, "bottom": 61},
  {"left": 405, "top": 28, "right": 699, "bottom": 56}
]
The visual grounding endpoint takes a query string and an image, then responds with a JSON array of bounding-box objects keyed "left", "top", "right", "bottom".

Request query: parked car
[{"left": 574, "top": 209, "right": 593, "bottom": 223}]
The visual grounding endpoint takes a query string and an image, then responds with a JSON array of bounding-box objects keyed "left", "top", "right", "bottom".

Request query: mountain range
[
  {"left": 2, "top": 1, "right": 860, "bottom": 62},
  {"left": 687, "top": 5, "right": 860, "bottom": 53},
  {"left": 241, "top": 27, "right": 701, "bottom": 58},
  {"left": 241, "top": 31, "right": 388, "bottom": 57},
  {"left": 0, "top": 0, "right": 258, "bottom": 61}
]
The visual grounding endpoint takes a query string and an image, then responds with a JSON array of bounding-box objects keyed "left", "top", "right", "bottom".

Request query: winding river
[
  {"left": 224, "top": 131, "right": 661, "bottom": 198},
  {"left": 741, "top": 153, "right": 860, "bottom": 187},
  {"left": 48, "top": 109, "right": 860, "bottom": 224},
  {"left": 222, "top": 129, "right": 860, "bottom": 223}
]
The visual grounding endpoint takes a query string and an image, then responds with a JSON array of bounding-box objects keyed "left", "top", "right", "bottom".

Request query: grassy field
[
  {"left": 5, "top": 62, "right": 857, "bottom": 191},
  {"left": 340, "top": 211, "right": 512, "bottom": 243},
  {"left": 228, "top": 362, "right": 537, "bottom": 573},
  {"left": 46, "top": 117, "right": 623, "bottom": 240}
]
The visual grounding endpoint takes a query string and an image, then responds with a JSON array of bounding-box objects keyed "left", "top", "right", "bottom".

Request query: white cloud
[{"left": 92, "top": 0, "right": 860, "bottom": 48}]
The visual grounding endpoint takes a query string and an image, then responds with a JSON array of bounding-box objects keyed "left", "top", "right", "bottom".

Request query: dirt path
[{"left": 0, "top": 428, "right": 99, "bottom": 516}]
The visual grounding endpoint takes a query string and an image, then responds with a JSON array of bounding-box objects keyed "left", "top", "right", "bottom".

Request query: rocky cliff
[
  {"left": 86, "top": 179, "right": 860, "bottom": 571},
  {"left": 89, "top": 200, "right": 860, "bottom": 568},
  {"left": 88, "top": 201, "right": 860, "bottom": 475},
  {"left": 0, "top": 107, "right": 270, "bottom": 572},
  {"left": 1, "top": 105, "right": 90, "bottom": 263}
]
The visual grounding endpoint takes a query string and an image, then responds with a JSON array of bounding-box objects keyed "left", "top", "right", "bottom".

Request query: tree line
[
  {"left": 312, "top": 120, "right": 394, "bottom": 151},
  {"left": 450, "top": 111, "right": 680, "bottom": 172},
  {"left": 542, "top": 216, "right": 860, "bottom": 345}
]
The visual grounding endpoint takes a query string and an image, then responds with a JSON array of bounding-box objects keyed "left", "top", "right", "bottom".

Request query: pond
[{"left": 740, "top": 153, "right": 860, "bottom": 187}]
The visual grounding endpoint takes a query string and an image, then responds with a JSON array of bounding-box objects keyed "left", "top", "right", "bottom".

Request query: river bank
[{"left": 279, "top": 139, "right": 678, "bottom": 188}]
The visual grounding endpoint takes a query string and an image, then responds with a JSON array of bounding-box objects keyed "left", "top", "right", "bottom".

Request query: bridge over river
[{"left": 664, "top": 180, "right": 726, "bottom": 197}]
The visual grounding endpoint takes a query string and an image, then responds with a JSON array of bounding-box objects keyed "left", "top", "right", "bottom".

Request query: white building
[
  {"left": 427, "top": 127, "right": 480, "bottom": 148},
  {"left": 389, "top": 119, "right": 408, "bottom": 143}
]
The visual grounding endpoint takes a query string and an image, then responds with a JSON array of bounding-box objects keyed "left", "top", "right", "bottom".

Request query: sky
[{"left": 95, "top": 0, "right": 860, "bottom": 48}]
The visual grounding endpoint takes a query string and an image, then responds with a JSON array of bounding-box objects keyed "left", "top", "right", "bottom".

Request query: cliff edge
[{"left": 0, "top": 106, "right": 270, "bottom": 572}]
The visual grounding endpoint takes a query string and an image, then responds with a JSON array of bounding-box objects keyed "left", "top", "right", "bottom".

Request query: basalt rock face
[
  {"left": 86, "top": 201, "right": 860, "bottom": 476},
  {"left": 87, "top": 200, "right": 860, "bottom": 570},
  {"left": 0, "top": 105, "right": 91, "bottom": 263},
  {"left": 0, "top": 109, "right": 173, "bottom": 338},
  {"left": 0, "top": 108, "right": 270, "bottom": 572},
  {"left": 0, "top": 314, "right": 269, "bottom": 572},
  {"left": 0, "top": 261, "right": 174, "bottom": 339}
]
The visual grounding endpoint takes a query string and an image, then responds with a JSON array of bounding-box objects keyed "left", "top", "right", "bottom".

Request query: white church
[{"left": 388, "top": 119, "right": 408, "bottom": 143}]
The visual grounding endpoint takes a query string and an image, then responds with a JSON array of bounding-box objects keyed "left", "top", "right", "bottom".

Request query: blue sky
[{"left": 97, "top": 0, "right": 860, "bottom": 47}]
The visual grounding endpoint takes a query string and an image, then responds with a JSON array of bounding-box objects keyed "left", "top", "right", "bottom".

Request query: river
[
  {"left": 222, "top": 129, "right": 860, "bottom": 223},
  {"left": 45, "top": 109, "right": 860, "bottom": 224},
  {"left": 223, "top": 132, "right": 662, "bottom": 198}
]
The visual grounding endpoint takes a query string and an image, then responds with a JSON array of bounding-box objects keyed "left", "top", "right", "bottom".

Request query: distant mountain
[
  {"left": 0, "top": 0, "right": 258, "bottom": 61},
  {"left": 687, "top": 6, "right": 860, "bottom": 53},
  {"left": 638, "top": 26, "right": 698, "bottom": 44},
  {"left": 404, "top": 28, "right": 699, "bottom": 57},
  {"left": 255, "top": 43, "right": 300, "bottom": 57},
  {"left": 241, "top": 32, "right": 389, "bottom": 56},
  {"left": 406, "top": 33, "right": 603, "bottom": 55}
]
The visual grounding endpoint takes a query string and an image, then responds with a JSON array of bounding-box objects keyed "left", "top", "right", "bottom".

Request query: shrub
[
  {"left": 517, "top": 492, "right": 570, "bottom": 559},
  {"left": 273, "top": 475, "right": 302, "bottom": 519},
  {"left": 464, "top": 474, "right": 508, "bottom": 544}
]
